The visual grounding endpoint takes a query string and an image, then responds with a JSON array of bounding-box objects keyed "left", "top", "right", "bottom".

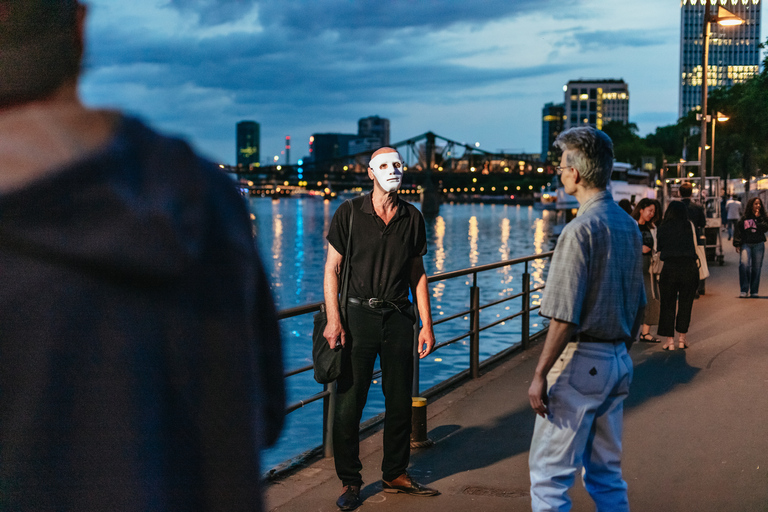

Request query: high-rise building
[
  {"left": 679, "top": 0, "right": 761, "bottom": 118},
  {"left": 358, "top": 116, "right": 390, "bottom": 146},
  {"left": 563, "top": 80, "right": 629, "bottom": 130},
  {"left": 308, "top": 133, "right": 356, "bottom": 164},
  {"left": 236, "top": 121, "right": 260, "bottom": 167},
  {"left": 541, "top": 102, "right": 565, "bottom": 162}
]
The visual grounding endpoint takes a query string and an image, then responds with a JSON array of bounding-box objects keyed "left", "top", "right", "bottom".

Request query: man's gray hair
[{"left": 553, "top": 127, "right": 614, "bottom": 189}]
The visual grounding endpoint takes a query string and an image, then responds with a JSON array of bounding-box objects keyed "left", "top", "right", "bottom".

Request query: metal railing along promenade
[{"left": 276, "top": 251, "right": 553, "bottom": 464}]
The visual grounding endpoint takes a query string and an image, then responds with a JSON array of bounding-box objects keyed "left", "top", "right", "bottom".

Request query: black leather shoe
[
  {"left": 336, "top": 485, "right": 361, "bottom": 511},
  {"left": 382, "top": 473, "right": 439, "bottom": 496}
]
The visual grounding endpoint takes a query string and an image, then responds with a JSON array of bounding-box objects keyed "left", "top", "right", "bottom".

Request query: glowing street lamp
[{"left": 699, "top": 3, "right": 743, "bottom": 200}]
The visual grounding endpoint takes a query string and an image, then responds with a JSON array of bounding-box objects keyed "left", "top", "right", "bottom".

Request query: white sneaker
[{"left": 740, "top": 292, "right": 748, "bottom": 297}]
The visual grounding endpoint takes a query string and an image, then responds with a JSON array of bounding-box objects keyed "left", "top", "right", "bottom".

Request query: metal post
[
  {"left": 469, "top": 282, "right": 480, "bottom": 379},
  {"left": 699, "top": 1, "right": 711, "bottom": 203},
  {"left": 322, "top": 381, "right": 336, "bottom": 458},
  {"left": 522, "top": 271, "right": 531, "bottom": 350}
]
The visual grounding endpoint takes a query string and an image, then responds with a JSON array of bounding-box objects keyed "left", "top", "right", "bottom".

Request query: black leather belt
[
  {"left": 574, "top": 333, "right": 624, "bottom": 344},
  {"left": 348, "top": 297, "right": 411, "bottom": 311}
]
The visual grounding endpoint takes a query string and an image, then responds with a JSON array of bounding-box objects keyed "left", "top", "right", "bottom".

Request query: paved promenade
[{"left": 265, "top": 234, "right": 768, "bottom": 511}]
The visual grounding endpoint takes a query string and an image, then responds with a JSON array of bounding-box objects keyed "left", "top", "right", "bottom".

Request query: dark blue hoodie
[{"left": 0, "top": 116, "right": 284, "bottom": 511}]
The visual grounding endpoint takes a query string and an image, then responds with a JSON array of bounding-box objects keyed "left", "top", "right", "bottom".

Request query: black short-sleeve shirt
[{"left": 327, "top": 193, "right": 427, "bottom": 301}]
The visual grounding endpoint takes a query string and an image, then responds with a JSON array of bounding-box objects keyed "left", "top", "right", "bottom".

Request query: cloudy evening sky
[{"left": 79, "top": 0, "right": 767, "bottom": 165}]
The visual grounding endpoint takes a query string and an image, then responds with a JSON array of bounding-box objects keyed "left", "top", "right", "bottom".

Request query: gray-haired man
[{"left": 528, "top": 127, "right": 645, "bottom": 511}]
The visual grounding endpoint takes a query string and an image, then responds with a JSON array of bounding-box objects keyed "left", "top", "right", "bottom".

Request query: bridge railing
[{"left": 277, "top": 250, "right": 553, "bottom": 462}]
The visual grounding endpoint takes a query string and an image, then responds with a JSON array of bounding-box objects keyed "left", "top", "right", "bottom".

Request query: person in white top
[{"left": 726, "top": 195, "right": 743, "bottom": 240}]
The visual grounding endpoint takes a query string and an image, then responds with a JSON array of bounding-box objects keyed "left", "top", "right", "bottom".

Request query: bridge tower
[{"left": 420, "top": 131, "right": 441, "bottom": 216}]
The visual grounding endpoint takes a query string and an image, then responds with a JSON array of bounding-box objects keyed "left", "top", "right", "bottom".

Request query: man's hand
[
  {"left": 528, "top": 373, "right": 549, "bottom": 418},
  {"left": 735, "top": 246, "right": 741, "bottom": 254},
  {"left": 417, "top": 326, "right": 435, "bottom": 359},
  {"left": 324, "top": 318, "right": 346, "bottom": 349}
]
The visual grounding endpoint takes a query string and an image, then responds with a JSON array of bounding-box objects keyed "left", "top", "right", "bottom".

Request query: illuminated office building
[
  {"left": 236, "top": 121, "right": 260, "bottom": 167},
  {"left": 679, "top": 0, "right": 761, "bottom": 118},
  {"left": 358, "top": 115, "right": 390, "bottom": 146},
  {"left": 563, "top": 80, "right": 629, "bottom": 130},
  {"left": 541, "top": 102, "right": 565, "bottom": 162}
]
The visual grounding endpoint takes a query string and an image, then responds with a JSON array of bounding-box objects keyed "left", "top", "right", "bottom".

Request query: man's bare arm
[
  {"left": 323, "top": 244, "right": 346, "bottom": 348},
  {"left": 409, "top": 257, "right": 435, "bottom": 359}
]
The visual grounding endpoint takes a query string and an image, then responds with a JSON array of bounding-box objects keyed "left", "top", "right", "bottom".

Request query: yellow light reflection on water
[
  {"left": 468, "top": 216, "right": 479, "bottom": 266},
  {"left": 271, "top": 203, "right": 284, "bottom": 285}
]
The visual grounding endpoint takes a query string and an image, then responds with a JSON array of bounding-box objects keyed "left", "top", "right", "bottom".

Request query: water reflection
[{"left": 468, "top": 216, "right": 479, "bottom": 266}]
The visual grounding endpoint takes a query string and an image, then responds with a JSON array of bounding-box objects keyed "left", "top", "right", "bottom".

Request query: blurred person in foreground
[
  {"left": 0, "top": 1, "right": 284, "bottom": 510},
  {"left": 632, "top": 198, "right": 662, "bottom": 343},
  {"left": 528, "top": 127, "right": 645, "bottom": 512},
  {"left": 323, "top": 147, "right": 438, "bottom": 510},
  {"left": 733, "top": 197, "right": 768, "bottom": 298}
]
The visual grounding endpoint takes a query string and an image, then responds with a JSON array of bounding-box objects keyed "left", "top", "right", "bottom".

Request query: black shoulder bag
[{"left": 312, "top": 202, "right": 353, "bottom": 384}]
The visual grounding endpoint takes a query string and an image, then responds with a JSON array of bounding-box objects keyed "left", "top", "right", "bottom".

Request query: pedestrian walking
[
  {"left": 323, "top": 147, "right": 438, "bottom": 511},
  {"left": 528, "top": 127, "right": 645, "bottom": 512},
  {"left": 0, "top": 1, "right": 285, "bottom": 510},
  {"left": 733, "top": 197, "right": 768, "bottom": 297},
  {"left": 656, "top": 201, "right": 699, "bottom": 350},
  {"left": 726, "top": 195, "right": 743, "bottom": 240},
  {"left": 632, "top": 198, "right": 661, "bottom": 343}
]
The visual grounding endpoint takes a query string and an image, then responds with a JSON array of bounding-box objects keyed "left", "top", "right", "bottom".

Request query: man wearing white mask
[{"left": 323, "top": 147, "right": 438, "bottom": 510}]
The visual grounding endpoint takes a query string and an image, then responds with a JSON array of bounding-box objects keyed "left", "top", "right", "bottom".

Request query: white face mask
[{"left": 369, "top": 152, "right": 403, "bottom": 193}]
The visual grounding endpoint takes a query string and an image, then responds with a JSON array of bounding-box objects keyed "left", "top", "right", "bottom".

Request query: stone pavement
[{"left": 265, "top": 233, "right": 768, "bottom": 511}]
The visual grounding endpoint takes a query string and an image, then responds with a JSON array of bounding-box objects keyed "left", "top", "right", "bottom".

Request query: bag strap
[
  {"left": 338, "top": 200, "right": 354, "bottom": 322},
  {"left": 689, "top": 221, "right": 701, "bottom": 268}
]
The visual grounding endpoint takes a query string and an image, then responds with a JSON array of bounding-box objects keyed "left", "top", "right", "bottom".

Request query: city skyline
[{"left": 79, "top": 0, "right": 768, "bottom": 166}]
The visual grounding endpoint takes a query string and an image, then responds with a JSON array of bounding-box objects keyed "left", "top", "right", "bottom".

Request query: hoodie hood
[{"left": 0, "top": 116, "right": 239, "bottom": 281}]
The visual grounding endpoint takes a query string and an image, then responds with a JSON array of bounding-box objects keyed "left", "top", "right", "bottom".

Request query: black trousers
[
  {"left": 333, "top": 302, "right": 415, "bottom": 487},
  {"left": 657, "top": 260, "right": 699, "bottom": 337}
]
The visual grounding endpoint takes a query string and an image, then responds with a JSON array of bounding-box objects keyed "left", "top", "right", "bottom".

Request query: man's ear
[{"left": 367, "top": 167, "right": 374, "bottom": 180}]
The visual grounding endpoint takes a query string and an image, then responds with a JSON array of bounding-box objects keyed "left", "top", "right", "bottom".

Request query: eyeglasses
[{"left": 555, "top": 165, "right": 572, "bottom": 175}]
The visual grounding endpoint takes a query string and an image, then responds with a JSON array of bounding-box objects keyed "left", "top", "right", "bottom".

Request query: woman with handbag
[
  {"left": 656, "top": 201, "right": 699, "bottom": 350},
  {"left": 631, "top": 198, "right": 661, "bottom": 343},
  {"left": 733, "top": 197, "right": 768, "bottom": 298}
]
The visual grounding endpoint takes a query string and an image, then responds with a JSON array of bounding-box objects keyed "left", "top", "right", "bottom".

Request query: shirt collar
[{"left": 577, "top": 189, "right": 612, "bottom": 217}]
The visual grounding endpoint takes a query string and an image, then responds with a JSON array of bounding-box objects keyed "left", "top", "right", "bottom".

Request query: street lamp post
[
  {"left": 698, "top": 3, "right": 743, "bottom": 202},
  {"left": 711, "top": 111, "right": 729, "bottom": 178}
]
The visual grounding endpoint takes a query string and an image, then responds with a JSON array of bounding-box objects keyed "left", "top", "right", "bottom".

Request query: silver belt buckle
[{"left": 368, "top": 298, "right": 384, "bottom": 308}]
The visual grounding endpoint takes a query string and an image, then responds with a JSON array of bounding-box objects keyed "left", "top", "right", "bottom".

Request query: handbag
[
  {"left": 312, "top": 202, "right": 353, "bottom": 384},
  {"left": 690, "top": 221, "right": 710, "bottom": 280},
  {"left": 650, "top": 227, "right": 664, "bottom": 275}
]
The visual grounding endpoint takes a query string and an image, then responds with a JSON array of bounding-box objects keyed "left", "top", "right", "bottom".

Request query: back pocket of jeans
[{"left": 567, "top": 352, "right": 612, "bottom": 396}]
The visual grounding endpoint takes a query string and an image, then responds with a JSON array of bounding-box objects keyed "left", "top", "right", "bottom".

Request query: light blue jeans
[
  {"left": 529, "top": 342, "right": 633, "bottom": 512},
  {"left": 739, "top": 242, "right": 765, "bottom": 295}
]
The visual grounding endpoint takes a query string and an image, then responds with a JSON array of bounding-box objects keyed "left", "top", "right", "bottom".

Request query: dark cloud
[
  {"left": 168, "top": 0, "right": 257, "bottom": 25},
  {"left": 572, "top": 29, "right": 671, "bottom": 51}
]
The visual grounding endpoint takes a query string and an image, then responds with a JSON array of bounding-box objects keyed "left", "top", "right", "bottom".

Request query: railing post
[
  {"left": 469, "top": 281, "right": 480, "bottom": 379},
  {"left": 522, "top": 270, "right": 531, "bottom": 350},
  {"left": 322, "top": 381, "right": 336, "bottom": 458}
]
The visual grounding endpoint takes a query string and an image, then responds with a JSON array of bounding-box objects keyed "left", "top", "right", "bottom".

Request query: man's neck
[
  {"left": 0, "top": 83, "right": 117, "bottom": 192},
  {"left": 371, "top": 188, "right": 398, "bottom": 211},
  {"left": 573, "top": 186, "right": 603, "bottom": 206}
]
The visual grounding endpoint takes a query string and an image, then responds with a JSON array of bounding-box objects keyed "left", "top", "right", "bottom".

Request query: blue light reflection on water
[{"left": 249, "top": 197, "right": 556, "bottom": 471}]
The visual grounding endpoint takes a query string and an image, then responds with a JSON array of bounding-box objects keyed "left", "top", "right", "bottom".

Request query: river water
[{"left": 247, "top": 196, "right": 557, "bottom": 472}]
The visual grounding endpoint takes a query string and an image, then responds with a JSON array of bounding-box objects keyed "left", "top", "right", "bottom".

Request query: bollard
[{"left": 410, "top": 397, "right": 434, "bottom": 449}]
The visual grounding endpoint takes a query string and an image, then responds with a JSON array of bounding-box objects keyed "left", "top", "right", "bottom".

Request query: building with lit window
[
  {"left": 541, "top": 102, "right": 565, "bottom": 162},
  {"left": 679, "top": 0, "right": 761, "bottom": 118},
  {"left": 357, "top": 115, "right": 390, "bottom": 147},
  {"left": 236, "top": 120, "right": 260, "bottom": 168},
  {"left": 563, "top": 80, "right": 629, "bottom": 130}
]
